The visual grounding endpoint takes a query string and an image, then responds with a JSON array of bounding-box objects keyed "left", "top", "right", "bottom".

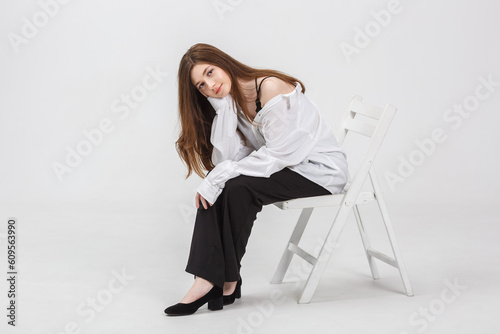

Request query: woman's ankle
[
  {"left": 180, "top": 277, "right": 214, "bottom": 303},
  {"left": 223, "top": 281, "right": 237, "bottom": 295},
  {"left": 194, "top": 276, "right": 214, "bottom": 287}
]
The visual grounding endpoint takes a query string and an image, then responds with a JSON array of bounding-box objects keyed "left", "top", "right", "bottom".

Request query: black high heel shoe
[
  {"left": 164, "top": 285, "right": 223, "bottom": 316},
  {"left": 223, "top": 278, "right": 242, "bottom": 306}
]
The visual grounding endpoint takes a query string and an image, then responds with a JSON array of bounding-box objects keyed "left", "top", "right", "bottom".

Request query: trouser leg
[{"left": 185, "top": 167, "right": 332, "bottom": 289}]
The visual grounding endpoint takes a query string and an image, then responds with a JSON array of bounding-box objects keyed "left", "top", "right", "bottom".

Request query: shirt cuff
[
  {"left": 197, "top": 178, "right": 223, "bottom": 205},
  {"left": 207, "top": 95, "right": 230, "bottom": 113}
]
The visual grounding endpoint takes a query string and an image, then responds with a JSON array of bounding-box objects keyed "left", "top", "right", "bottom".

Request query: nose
[{"left": 204, "top": 78, "right": 216, "bottom": 91}]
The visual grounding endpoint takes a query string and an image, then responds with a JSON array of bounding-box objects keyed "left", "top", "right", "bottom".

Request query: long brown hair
[{"left": 175, "top": 43, "right": 306, "bottom": 179}]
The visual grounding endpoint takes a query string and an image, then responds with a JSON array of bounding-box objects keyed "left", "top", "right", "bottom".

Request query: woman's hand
[{"left": 195, "top": 192, "right": 213, "bottom": 209}]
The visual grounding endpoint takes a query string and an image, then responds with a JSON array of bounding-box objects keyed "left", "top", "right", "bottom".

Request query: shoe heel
[
  {"left": 234, "top": 285, "right": 241, "bottom": 299},
  {"left": 207, "top": 296, "right": 223, "bottom": 311}
]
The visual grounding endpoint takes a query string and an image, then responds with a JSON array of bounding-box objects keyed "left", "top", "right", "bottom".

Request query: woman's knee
[{"left": 224, "top": 175, "right": 253, "bottom": 193}]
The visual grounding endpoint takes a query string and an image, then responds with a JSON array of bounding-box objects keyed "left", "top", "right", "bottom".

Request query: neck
[{"left": 236, "top": 78, "right": 257, "bottom": 100}]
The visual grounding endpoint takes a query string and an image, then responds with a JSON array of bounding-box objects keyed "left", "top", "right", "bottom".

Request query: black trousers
[{"left": 185, "top": 167, "right": 332, "bottom": 289}]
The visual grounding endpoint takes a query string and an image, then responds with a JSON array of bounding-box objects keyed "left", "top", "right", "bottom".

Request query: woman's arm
[
  {"left": 197, "top": 91, "right": 321, "bottom": 204},
  {"left": 208, "top": 94, "right": 254, "bottom": 165}
]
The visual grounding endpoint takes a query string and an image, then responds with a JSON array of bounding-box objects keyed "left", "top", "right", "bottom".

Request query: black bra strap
[{"left": 255, "top": 76, "right": 276, "bottom": 113}]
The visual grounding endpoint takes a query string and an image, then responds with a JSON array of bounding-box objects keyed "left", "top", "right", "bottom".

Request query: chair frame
[{"left": 270, "top": 95, "right": 414, "bottom": 304}]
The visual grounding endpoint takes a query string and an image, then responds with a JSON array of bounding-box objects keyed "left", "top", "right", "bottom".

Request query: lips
[{"left": 216, "top": 84, "right": 222, "bottom": 94}]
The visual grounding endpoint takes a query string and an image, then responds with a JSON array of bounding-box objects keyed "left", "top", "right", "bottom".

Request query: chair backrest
[{"left": 336, "top": 95, "right": 397, "bottom": 206}]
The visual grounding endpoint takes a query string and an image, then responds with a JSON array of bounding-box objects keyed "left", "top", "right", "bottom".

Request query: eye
[{"left": 198, "top": 69, "right": 213, "bottom": 90}]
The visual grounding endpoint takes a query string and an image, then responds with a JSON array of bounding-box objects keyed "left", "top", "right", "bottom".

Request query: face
[{"left": 190, "top": 63, "right": 231, "bottom": 98}]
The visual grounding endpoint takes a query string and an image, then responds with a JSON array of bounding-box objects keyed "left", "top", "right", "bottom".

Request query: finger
[
  {"left": 201, "top": 197, "right": 207, "bottom": 210},
  {"left": 195, "top": 193, "right": 199, "bottom": 209}
]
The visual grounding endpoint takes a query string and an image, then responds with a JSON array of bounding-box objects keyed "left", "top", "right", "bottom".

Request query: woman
[{"left": 165, "top": 43, "right": 348, "bottom": 316}]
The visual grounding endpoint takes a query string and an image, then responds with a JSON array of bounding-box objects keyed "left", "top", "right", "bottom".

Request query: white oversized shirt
[{"left": 197, "top": 82, "right": 348, "bottom": 204}]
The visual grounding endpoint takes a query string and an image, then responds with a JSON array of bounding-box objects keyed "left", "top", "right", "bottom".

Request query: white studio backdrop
[
  {"left": 0, "top": 0, "right": 499, "bottom": 333},
  {"left": 1, "top": 0, "right": 499, "bottom": 212},
  {"left": 1, "top": 0, "right": 499, "bottom": 213}
]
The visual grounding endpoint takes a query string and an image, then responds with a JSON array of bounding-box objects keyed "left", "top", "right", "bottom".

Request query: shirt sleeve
[
  {"left": 197, "top": 95, "right": 321, "bottom": 204},
  {"left": 233, "top": 129, "right": 255, "bottom": 161},
  {"left": 208, "top": 95, "right": 254, "bottom": 165}
]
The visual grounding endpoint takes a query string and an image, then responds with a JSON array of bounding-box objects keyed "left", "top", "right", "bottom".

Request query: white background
[{"left": 1, "top": 0, "right": 499, "bottom": 333}]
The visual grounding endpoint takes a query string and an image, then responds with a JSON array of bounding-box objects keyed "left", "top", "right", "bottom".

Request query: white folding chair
[{"left": 271, "top": 95, "right": 414, "bottom": 303}]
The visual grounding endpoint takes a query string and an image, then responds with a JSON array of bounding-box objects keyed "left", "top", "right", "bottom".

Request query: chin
[{"left": 218, "top": 89, "right": 229, "bottom": 98}]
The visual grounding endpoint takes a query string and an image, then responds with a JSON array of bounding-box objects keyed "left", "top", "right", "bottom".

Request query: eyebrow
[{"left": 194, "top": 66, "right": 210, "bottom": 87}]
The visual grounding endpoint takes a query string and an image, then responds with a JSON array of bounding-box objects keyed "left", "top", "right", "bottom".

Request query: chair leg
[
  {"left": 271, "top": 207, "right": 314, "bottom": 284},
  {"left": 298, "top": 205, "right": 352, "bottom": 303},
  {"left": 353, "top": 204, "right": 380, "bottom": 279},
  {"left": 369, "top": 168, "right": 414, "bottom": 296}
]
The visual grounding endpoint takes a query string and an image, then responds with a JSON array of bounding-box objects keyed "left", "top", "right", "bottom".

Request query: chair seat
[{"left": 273, "top": 191, "right": 375, "bottom": 210}]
